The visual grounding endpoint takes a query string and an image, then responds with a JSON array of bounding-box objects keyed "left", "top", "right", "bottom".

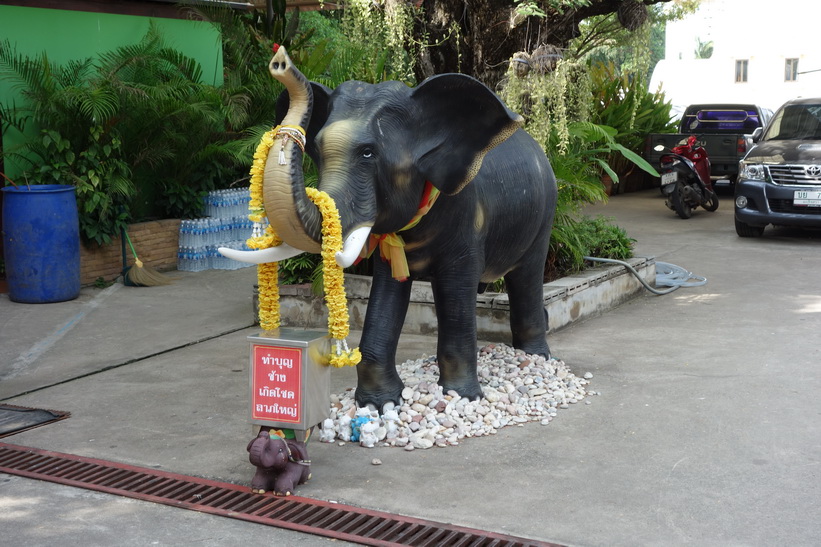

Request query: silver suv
[{"left": 734, "top": 97, "right": 821, "bottom": 237}]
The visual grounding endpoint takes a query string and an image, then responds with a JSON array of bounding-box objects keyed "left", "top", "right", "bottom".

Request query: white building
[{"left": 649, "top": 0, "right": 821, "bottom": 112}]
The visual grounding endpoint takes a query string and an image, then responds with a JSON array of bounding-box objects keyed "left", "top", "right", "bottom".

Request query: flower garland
[
  {"left": 247, "top": 126, "right": 360, "bottom": 367},
  {"left": 305, "top": 187, "right": 362, "bottom": 368}
]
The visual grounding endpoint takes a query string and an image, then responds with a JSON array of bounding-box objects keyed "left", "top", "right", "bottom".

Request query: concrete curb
[{"left": 274, "top": 257, "right": 655, "bottom": 338}]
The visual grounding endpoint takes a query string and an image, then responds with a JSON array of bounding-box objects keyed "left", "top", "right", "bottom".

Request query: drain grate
[{"left": 0, "top": 443, "right": 561, "bottom": 546}]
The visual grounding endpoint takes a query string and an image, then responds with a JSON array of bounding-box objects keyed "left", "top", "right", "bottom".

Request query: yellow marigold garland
[
  {"left": 246, "top": 126, "right": 360, "bottom": 367},
  {"left": 305, "top": 188, "right": 362, "bottom": 367}
]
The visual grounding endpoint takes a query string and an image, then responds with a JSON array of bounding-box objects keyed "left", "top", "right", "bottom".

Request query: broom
[{"left": 121, "top": 228, "right": 173, "bottom": 287}]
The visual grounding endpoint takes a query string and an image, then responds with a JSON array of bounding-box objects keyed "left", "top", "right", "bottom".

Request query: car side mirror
[{"left": 751, "top": 127, "right": 763, "bottom": 143}]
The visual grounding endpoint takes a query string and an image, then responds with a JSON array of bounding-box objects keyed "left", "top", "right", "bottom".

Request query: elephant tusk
[
  {"left": 218, "top": 244, "right": 305, "bottom": 264},
  {"left": 335, "top": 226, "right": 372, "bottom": 268}
]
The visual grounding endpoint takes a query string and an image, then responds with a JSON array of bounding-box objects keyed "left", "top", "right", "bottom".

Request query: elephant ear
[
  {"left": 410, "top": 74, "right": 524, "bottom": 195},
  {"left": 275, "top": 81, "right": 332, "bottom": 164}
]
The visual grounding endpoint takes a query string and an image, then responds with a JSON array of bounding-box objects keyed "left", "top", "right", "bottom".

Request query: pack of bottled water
[
  {"left": 177, "top": 188, "right": 258, "bottom": 272},
  {"left": 177, "top": 240, "right": 254, "bottom": 272},
  {"left": 178, "top": 217, "right": 254, "bottom": 248},
  {"left": 203, "top": 188, "right": 251, "bottom": 218}
]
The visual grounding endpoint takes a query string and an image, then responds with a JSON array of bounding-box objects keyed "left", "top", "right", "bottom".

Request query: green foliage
[
  {"left": 497, "top": 43, "right": 681, "bottom": 281},
  {"left": 547, "top": 215, "right": 634, "bottom": 281},
  {"left": 93, "top": 276, "right": 115, "bottom": 289},
  {"left": 588, "top": 61, "right": 675, "bottom": 182},
  {"left": 569, "top": 2, "right": 701, "bottom": 79},
  {"left": 694, "top": 38, "right": 714, "bottom": 59},
  {"left": 567, "top": 121, "right": 659, "bottom": 182},
  {"left": 93, "top": 26, "right": 252, "bottom": 220},
  {"left": 0, "top": 41, "right": 135, "bottom": 245},
  {"left": 12, "top": 127, "right": 133, "bottom": 245},
  {"left": 579, "top": 216, "right": 634, "bottom": 259},
  {"left": 339, "top": 0, "right": 418, "bottom": 84},
  {"left": 278, "top": 252, "right": 321, "bottom": 286},
  {"left": 514, "top": 0, "right": 548, "bottom": 19}
]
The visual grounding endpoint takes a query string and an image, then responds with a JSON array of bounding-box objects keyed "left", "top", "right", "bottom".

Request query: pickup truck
[
  {"left": 644, "top": 104, "right": 773, "bottom": 186},
  {"left": 734, "top": 97, "right": 821, "bottom": 237}
]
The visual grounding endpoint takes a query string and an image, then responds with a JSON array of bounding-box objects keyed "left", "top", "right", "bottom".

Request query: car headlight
[{"left": 739, "top": 162, "right": 767, "bottom": 181}]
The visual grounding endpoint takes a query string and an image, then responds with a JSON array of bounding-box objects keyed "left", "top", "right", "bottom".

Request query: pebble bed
[{"left": 319, "top": 343, "right": 596, "bottom": 450}]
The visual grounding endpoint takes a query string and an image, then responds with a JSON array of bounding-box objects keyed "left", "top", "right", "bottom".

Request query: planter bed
[{"left": 273, "top": 257, "right": 655, "bottom": 338}]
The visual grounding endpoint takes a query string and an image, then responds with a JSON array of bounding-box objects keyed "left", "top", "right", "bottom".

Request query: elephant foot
[
  {"left": 440, "top": 378, "right": 484, "bottom": 401},
  {"left": 250, "top": 466, "right": 277, "bottom": 494},
  {"left": 515, "top": 341, "right": 551, "bottom": 360},
  {"left": 274, "top": 474, "right": 300, "bottom": 497},
  {"left": 354, "top": 386, "right": 404, "bottom": 410}
]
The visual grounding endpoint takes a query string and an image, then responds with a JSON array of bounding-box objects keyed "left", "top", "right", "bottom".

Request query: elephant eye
[{"left": 361, "top": 147, "right": 374, "bottom": 159}]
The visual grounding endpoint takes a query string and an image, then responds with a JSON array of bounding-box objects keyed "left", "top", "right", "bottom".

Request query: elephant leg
[
  {"left": 431, "top": 273, "right": 484, "bottom": 401},
  {"left": 504, "top": 251, "right": 551, "bottom": 358},
  {"left": 274, "top": 461, "right": 310, "bottom": 496},
  {"left": 250, "top": 466, "right": 278, "bottom": 494},
  {"left": 355, "top": 258, "right": 413, "bottom": 409},
  {"left": 273, "top": 469, "right": 298, "bottom": 496}
]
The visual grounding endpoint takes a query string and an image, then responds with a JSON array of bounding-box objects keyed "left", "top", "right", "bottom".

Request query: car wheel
[
  {"left": 671, "top": 182, "right": 693, "bottom": 219},
  {"left": 735, "top": 218, "right": 765, "bottom": 237}
]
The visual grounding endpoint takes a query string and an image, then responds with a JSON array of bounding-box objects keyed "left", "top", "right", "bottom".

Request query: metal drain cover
[{"left": 0, "top": 443, "right": 560, "bottom": 546}]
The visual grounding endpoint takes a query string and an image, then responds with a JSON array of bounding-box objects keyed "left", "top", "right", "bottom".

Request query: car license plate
[
  {"left": 661, "top": 171, "right": 677, "bottom": 185},
  {"left": 793, "top": 190, "right": 821, "bottom": 207}
]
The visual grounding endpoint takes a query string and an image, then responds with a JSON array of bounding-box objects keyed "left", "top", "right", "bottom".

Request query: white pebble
[{"left": 322, "top": 343, "right": 591, "bottom": 450}]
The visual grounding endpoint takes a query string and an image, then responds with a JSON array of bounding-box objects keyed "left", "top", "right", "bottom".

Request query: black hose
[{"left": 583, "top": 256, "right": 704, "bottom": 296}]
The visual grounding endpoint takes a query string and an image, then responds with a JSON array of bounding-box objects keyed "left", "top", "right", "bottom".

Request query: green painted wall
[
  {"left": 0, "top": 5, "right": 224, "bottom": 178},
  {"left": 0, "top": 5, "right": 223, "bottom": 84}
]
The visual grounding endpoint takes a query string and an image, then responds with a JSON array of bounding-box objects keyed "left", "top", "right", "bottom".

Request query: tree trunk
[{"left": 414, "top": 0, "right": 673, "bottom": 87}]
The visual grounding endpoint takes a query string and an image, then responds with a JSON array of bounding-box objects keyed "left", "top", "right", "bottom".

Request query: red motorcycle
[{"left": 656, "top": 135, "right": 719, "bottom": 219}]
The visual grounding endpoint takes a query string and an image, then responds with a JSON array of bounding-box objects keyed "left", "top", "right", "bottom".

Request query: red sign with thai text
[{"left": 251, "top": 345, "right": 302, "bottom": 424}]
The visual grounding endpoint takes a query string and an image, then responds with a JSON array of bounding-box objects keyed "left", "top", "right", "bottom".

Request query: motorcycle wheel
[
  {"left": 670, "top": 182, "right": 693, "bottom": 219},
  {"left": 702, "top": 191, "right": 719, "bottom": 212}
]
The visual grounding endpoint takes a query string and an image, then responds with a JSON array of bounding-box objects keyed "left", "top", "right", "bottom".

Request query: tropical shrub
[
  {"left": 499, "top": 58, "right": 638, "bottom": 279},
  {"left": 0, "top": 41, "right": 134, "bottom": 245},
  {"left": 588, "top": 61, "right": 676, "bottom": 182}
]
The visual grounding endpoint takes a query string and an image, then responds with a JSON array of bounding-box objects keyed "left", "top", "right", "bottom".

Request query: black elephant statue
[
  {"left": 226, "top": 47, "right": 558, "bottom": 410},
  {"left": 246, "top": 429, "right": 311, "bottom": 496}
]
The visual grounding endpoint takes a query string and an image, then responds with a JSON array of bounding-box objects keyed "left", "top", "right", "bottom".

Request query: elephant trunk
[{"left": 264, "top": 47, "right": 322, "bottom": 253}]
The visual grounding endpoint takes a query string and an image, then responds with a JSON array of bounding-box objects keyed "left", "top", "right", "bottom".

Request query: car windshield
[{"left": 763, "top": 104, "right": 821, "bottom": 141}]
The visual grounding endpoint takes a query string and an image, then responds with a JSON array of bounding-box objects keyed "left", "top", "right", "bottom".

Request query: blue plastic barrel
[{"left": 1, "top": 184, "right": 81, "bottom": 303}]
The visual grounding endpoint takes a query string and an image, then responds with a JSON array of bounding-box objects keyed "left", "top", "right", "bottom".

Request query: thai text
[
  {"left": 258, "top": 386, "right": 296, "bottom": 399},
  {"left": 260, "top": 355, "right": 294, "bottom": 368},
  {"left": 255, "top": 403, "right": 297, "bottom": 418}
]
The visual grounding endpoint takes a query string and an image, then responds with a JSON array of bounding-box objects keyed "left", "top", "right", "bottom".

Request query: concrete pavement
[{"left": 1, "top": 189, "right": 819, "bottom": 546}]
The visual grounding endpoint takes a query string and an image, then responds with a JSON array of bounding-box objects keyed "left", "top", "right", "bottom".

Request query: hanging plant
[
  {"left": 530, "top": 44, "right": 562, "bottom": 74},
  {"left": 499, "top": 52, "right": 590, "bottom": 155},
  {"left": 341, "top": 0, "right": 418, "bottom": 83},
  {"left": 617, "top": 0, "right": 649, "bottom": 32}
]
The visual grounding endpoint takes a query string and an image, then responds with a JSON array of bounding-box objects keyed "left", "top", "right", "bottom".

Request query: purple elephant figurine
[{"left": 246, "top": 429, "right": 311, "bottom": 496}]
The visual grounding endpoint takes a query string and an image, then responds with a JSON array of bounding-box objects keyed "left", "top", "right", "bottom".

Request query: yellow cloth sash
[{"left": 361, "top": 182, "right": 440, "bottom": 281}]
